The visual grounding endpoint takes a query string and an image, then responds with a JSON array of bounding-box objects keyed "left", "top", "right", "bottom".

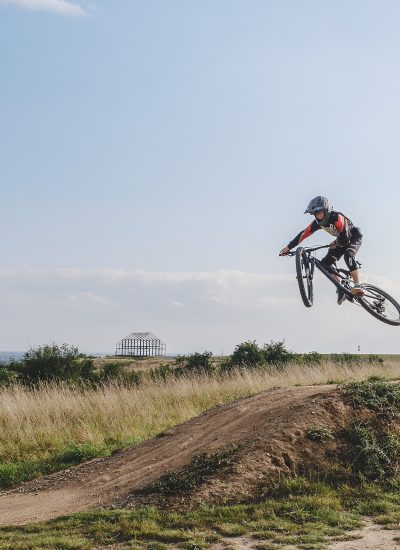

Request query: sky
[{"left": 1, "top": 0, "right": 400, "bottom": 355}]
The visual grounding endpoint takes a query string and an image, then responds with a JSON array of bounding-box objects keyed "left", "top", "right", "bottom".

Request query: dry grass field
[{"left": 1, "top": 357, "right": 399, "bottom": 467}]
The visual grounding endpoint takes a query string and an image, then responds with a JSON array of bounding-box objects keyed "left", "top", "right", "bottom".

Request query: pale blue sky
[{"left": 1, "top": 1, "right": 400, "bottom": 353}]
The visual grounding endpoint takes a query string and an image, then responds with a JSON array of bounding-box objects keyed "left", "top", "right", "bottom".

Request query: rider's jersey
[{"left": 287, "top": 211, "right": 362, "bottom": 250}]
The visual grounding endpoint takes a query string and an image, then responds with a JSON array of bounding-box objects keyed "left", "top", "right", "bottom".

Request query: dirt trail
[
  {"left": 0, "top": 384, "right": 341, "bottom": 526},
  {"left": 328, "top": 519, "right": 400, "bottom": 549},
  {"left": 211, "top": 519, "right": 400, "bottom": 549}
]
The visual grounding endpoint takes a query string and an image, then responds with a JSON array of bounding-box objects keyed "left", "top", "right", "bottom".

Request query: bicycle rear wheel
[
  {"left": 358, "top": 284, "right": 400, "bottom": 326},
  {"left": 295, "top": 247, "right": 313, "bottom": 307}
]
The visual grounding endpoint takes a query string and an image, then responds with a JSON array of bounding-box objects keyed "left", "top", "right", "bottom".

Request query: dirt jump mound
[{"left": 0, "top": 384, "right": 380, "bottom": 525}]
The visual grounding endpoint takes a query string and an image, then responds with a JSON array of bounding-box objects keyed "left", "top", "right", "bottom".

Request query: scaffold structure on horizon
[{"left": 115, "top": 332, "right": 166, "bottom": 357}]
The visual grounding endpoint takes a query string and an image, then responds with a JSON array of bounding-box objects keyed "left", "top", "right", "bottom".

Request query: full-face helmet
[{"left": 304, "top": 196, "right": 332, "bottom": 226}]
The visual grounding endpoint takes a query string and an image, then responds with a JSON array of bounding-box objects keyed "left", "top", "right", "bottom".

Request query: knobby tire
[
  {"left": 358, "top": 284, "right": 400, "bottom": 326},
  {"left": 295, "top": 247, "right": 313, "bottom": 307}
]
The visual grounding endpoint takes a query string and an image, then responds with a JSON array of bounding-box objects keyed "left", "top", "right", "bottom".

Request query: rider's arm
[{"left": 287, "top": 220, "right": 320, "bottom": 250}]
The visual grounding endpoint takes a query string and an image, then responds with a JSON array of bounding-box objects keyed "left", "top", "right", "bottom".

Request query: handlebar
[
  {"left": 279, "top": 244, "right": 330, "bottom": 257},
  {"left": 301, "top": 245, "right": 330, "bottom": 252}
]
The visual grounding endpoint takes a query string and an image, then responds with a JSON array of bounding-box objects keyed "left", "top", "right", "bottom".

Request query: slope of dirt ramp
[{"left": 0, "top": 384, "right": 347, "bottom": 526}]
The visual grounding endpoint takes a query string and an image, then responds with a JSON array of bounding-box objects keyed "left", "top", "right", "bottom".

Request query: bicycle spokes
[{"left": 359, "top": 285, "right": 400, "bottom": 326}]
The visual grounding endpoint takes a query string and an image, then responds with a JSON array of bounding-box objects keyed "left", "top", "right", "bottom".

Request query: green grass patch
[{"left": 0, "top": 492, "right": 363, "bottom": 549}]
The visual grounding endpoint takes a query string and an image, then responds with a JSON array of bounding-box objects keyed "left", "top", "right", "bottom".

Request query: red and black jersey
[{"left": 287, "top": 211, "right": 362, "bottom": 250}]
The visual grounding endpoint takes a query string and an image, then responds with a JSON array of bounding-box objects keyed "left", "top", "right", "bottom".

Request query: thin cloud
[
  {"left": 69, "top": 291, "right": 113, "bottom": 305},
  {"left": 0, "top": 267, "right": 296, "bottom": 310},
  {"left": 0, "top": 0, "right": 86, "bottom": 16},
  {"left": 1, "top": 266, "right": 399, "bottom": 353}
]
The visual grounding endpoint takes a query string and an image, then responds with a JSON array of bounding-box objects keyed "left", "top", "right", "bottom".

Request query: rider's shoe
[
  {"left": 351, "top": 284, "right": 365, "bottom": 297},
  {"left": 336, "top": 286, "right": 347, "bottom": 305}
]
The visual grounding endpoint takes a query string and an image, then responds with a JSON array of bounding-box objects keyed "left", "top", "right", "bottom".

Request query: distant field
[
  {"left": 95, "top": 353, "right": 400, "bottom": 371},
  {"left": 94, "top": 355, "right": 177, "bottom": 371}
]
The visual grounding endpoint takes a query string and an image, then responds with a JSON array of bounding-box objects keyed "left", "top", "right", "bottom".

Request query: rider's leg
[
  {"left": 321, "top": 249, "right": 347, "bottom": 304},
  {"left": 351, "top": 269, "right": 360, "bottom": 284},
  {"left": 321, "top": 248, "right": 344, "bottom": 283},
  {"left": 344, "top": 238, "right": 363, "bottom": 295}
]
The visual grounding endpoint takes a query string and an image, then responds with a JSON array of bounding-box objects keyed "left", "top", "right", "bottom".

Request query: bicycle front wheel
[
  {"left": 295, "top": 247, "right": 313, "bottom": 307},
  {"left": 359, "top": 284, "right": 400, "bottom": 326}
]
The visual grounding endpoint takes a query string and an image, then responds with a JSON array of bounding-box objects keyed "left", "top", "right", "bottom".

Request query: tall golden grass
[{"left": 0, "top": 359, "right": 399, "bottom": 464}]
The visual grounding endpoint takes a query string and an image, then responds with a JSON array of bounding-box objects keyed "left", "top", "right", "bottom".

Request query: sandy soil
[
  {"left": 211, "top": 519, "right": 400, "bottom": 549},
  {"left": 328, "top": 518, "right": 400, "bottom": 549}
]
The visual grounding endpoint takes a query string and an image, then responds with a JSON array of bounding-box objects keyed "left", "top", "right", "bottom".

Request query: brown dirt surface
[
  {"left": 327, "top": 518, "right": 400, "bottom": 549},
  {"left": 0, "top": 384, "right": 355, "bottom": 526}
]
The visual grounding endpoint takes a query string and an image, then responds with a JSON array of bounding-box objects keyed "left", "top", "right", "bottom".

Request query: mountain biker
[{"left": 279, "top": 196, "right": 364, "bottom": 304}]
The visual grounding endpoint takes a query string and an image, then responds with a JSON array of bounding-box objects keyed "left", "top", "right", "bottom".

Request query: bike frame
[{"left": 297, "top": 245, "right": 376, "bottom": 302}]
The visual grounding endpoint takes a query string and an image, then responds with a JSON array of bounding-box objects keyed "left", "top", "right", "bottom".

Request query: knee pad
[{"left": 344, "top": 250, "right": 358, "bottom": 272}]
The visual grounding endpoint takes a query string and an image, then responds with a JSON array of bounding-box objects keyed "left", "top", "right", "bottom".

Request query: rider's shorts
[{"left": 321, "top": 235, "right": 362, "bottom": 272}]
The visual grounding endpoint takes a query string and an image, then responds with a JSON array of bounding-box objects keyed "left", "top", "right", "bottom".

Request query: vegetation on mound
[
  {"left": 294, "top": 380, "right": 400, "bottom": 490},
  {"left": 341, "top": 378, "right": 400, "bottom": 418},
  {"left": 306, "top": 426, "right": 334, "bottom": 443},
  {"left": 340, "top": 379, "right": 400, "bottom": 484},
  {"left": 139, "top": 448, "right": 239, "bottom": 496}
]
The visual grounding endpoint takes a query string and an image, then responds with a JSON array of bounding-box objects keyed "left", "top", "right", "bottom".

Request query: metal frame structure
[{"left": 115, "top": 332, "right": 166, "bottom": 357}]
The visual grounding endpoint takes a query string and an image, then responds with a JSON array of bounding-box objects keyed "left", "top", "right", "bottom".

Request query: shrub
[
  {"left": 15, "top": 343, "right": 96, "bottom": 386},
  {"left": 330, "top": 353, "right": 362, "bottom": 365},
  {"left": 262, "top": 340, "right": 295, "bottom": 365},
  {"left": 149, "top": 364, "right": 176, "bottom": 382},
  {"left": 230, "top": 341, "right": 264, "bottom": 368},
  {"left": 225, "top": 340, "right": 295, "bottom": 371},
  {"left": 343, "top": 422, "right": 400, "bottom": 482},
  {"left": 175, "top": 351, "right": 214, "bottom": 375},
  {"left": 100, "top": 362, "right": 142, "bottom": 386},
  {"left": 298, "top": 351, "right": 323, "bottom": 365},
  {"left": 0, "top": 365, "right": 16, "bottom": 386}
]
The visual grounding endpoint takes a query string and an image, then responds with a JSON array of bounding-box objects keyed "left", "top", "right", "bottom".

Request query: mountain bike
[{"left": 282, "top": 245, "right": 400, "bottom": 326}]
